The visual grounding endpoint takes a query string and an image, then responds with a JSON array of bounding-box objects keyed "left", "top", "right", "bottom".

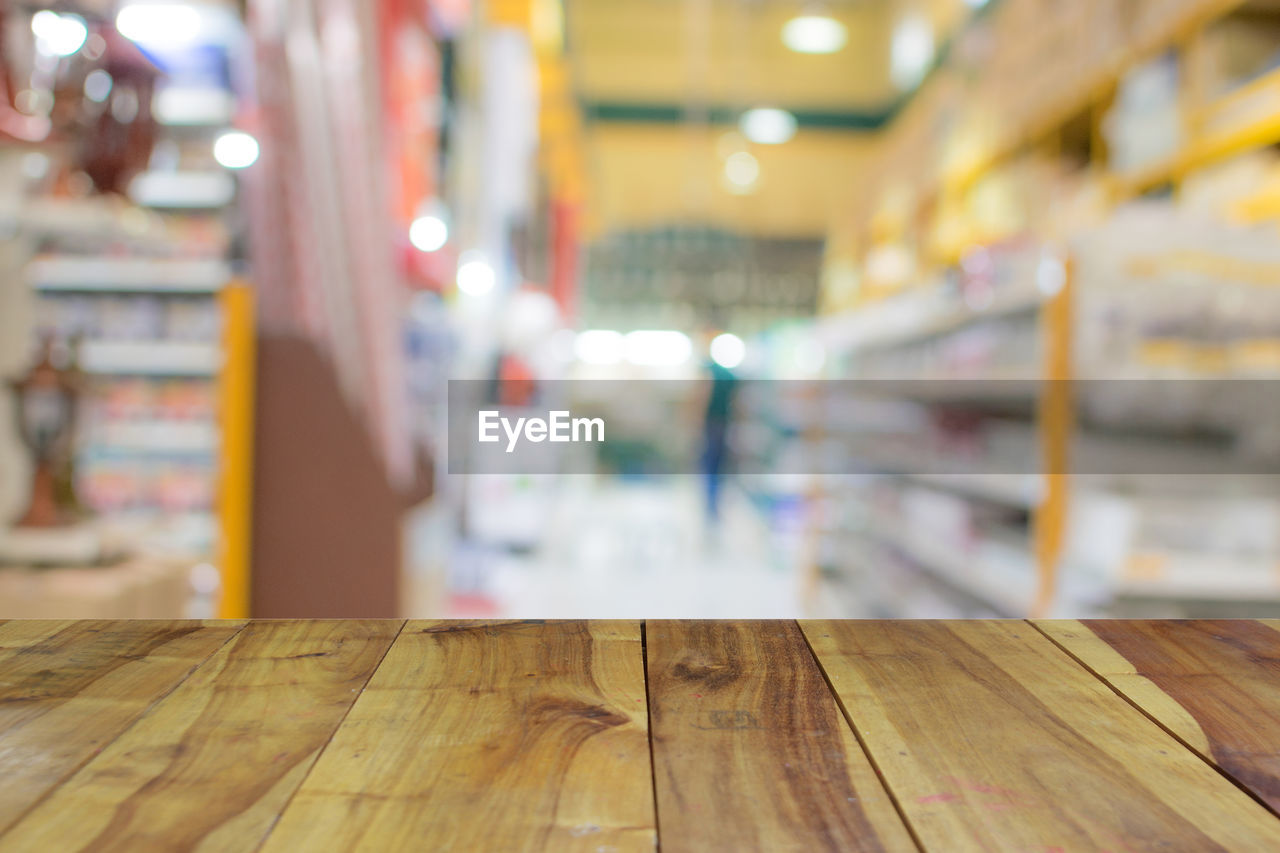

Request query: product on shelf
[{"left": 804, "top": 0, "right": 1280, "bottom": 619}]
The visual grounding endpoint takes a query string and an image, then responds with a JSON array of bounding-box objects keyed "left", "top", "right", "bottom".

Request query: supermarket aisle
[{"left": 452, "top": 478, "right": 803, "bottom": 619}]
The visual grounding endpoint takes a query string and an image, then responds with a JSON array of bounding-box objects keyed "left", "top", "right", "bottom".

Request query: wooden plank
[
  {"left": 1037, "top": 619, "right": 1280, "bottom": 813},
  {"left": 646, "top": 620, "right": 916, "bottom": 853},
  {"left": 802, "top": 619, "right": 1280, "bottom": 852},
  {"left": 0, "top": 619, "right": 401, "bottom": 852},
  {"left": 0, "top": 620, "right": 242, "bottom": 834},
  {"left": 259, "top": 620, "right": 655, "bottom": 853},
  {"left": 0, "top": 619, "right": 72, "bottom": 648}
]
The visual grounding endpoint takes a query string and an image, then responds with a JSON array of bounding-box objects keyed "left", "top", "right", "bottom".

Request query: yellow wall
[
  {"left": 565, "top": 0, "right": 986, "bottom": 238},
  {"left": 568, "top": 0, "right": 896, "bottom": 110},
  {"left": 583, "top": 123, "right": 877, "bottom": 238}
]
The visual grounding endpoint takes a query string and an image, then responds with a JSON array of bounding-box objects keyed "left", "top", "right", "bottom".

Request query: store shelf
[
  {"left": 820, "top": 281, "right": 1045, "bottom": 357},
  {"left": 1108, "top": 67, "right": 1280, "bottom": 202},
  {"left": 30, "top": 257, "right": 230, "bottom": 294},
  {"left": 1192, "top": 65, "right": 1280, "bottom": 166},
  {"left": 1114, "top": 577, "right": 1280, "bottom": 602},
  {"left": 127, "top": 172, "right": 237, "bottom": 210},
  {"left": 87, "top": 421, "right": 219, "bottom": 454},
  {"left": 850, "top": 519, "right": 1033, "bottom": 616},
  {"left": 798, "top": 0, "right": 1280, "bottom": 620},
  {"left": 871, "top": 373, "right": 1043, "bottom": 397},
  {"left": 79, "top": 341, "right": 222, "bottom": 376},
  {"left": 9, "top": 198, "right": 171, "bottom": 245},
  {"left": 153, "top": 86, "right": 236, "bottom": 127},
  {"left": 1113, "top": 554, "right": 1280, "bottom": 603},
  {"left": 903, "top": 473, "right": 1042, "bottom": 509},
  {"left": 924, "top": 0, "right": 1262, "bottom": 206},
  {"left": 1108, "top": 156, "right": 1183, "bottom": 200}
]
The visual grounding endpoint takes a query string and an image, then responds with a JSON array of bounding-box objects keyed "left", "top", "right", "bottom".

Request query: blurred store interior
[{"left": 4, "top": 0, "right": 1280, "bottom": 619}]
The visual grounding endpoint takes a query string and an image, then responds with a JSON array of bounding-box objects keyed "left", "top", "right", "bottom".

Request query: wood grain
[
  {"left": 258, "top": 620, "right": 655, "bottom": 852},
  {"left": 645, "top": 620, "right": 916, "bottom": 852},
  {"left": 802, "top": 619, "right": 1280, "bottom": 852},
  {"left": 0, "top": 619, "right": 400, "bottom": 853},
  {"left": 0, "top": 619, "right": 242, "bottom": 834},
  {"left": 1038, "top": 618, "right": 1280, "bottom": 813}
]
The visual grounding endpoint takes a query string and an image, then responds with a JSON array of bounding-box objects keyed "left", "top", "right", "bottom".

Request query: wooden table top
[{"left": 2, "top": 619, "right": 1280, "bottom": 851}]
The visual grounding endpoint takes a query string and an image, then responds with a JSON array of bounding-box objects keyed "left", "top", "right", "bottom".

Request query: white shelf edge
[
  {"left": 80, "top": 341, "right": 222, "bottom": 376},
  {"left": 127, "top": 171, "right": 236, "bottom": 210},
  {"left": 820, "top": 284, "right": 1046, "bottom": 357},
  {"left": 903, "top": 473, "right": 1043, "bottom": 509},
  {"left": 30, "top": 257, "right": 231, "bottom": 293},
  {"left": 846, "top": 519, "right": 1033, "bottom": 616}
]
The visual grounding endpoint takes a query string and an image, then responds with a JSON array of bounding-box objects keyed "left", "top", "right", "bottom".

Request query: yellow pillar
[
  {"left": 1032, "top": 258, "right": 1073, "bottom": 617},
  {"left": 216, "top": 282, "right": 256, "bottom": 618}
]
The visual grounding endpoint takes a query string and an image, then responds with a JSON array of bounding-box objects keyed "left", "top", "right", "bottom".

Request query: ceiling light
[
  {"left": 891, "top": 15, "right": 935, "bottom": 91},
  {"left": 624, "top": 331, "right": 692, "bottom": 367},
  {"left": 213, "top": 131, "right": 260, "bottom": 169},
  {"left": 1037, "top": 255, "right": 1067, "bottom": 296},
  {"left": 31, "top": 10, "right": 88, "bottom": 57},
  {"left": 739, "top": 108, "right": 796, "bottom": 145},
  {"left": 83, "top": 70, "right": 113, "bottom": 103},
  {"left": 457, "top": 252, "right": 496, "bottom": 295},
  {"left": 710, "top": 333, "right": 746, "bottom": 369},
  {"left": 155, "top": 87, "right": 235, "bottom": 125},
  {"left": 116, "top": 4, "right": 202, "bottom": 49},
  {"left": 724, "top": 151, "right": 760, "bottom": 193},
  {"left": 575, "top": 330, "right": 624, "bottom": 365},
  {"left": 781, "top": 16, "right": 847, "bottom": 54},
  {"left": 409, "top": 216, "right": 448, "bottom": 252},
  {"left": 128, "top": 171, "right": 235, "bottom": 208}
]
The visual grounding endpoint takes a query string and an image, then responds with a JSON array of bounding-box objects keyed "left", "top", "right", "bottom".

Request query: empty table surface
[{"left": 2, "top": 619, "right": 1280, "bottom": 851}]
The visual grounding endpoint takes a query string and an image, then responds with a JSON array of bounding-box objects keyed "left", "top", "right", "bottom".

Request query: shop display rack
[
  {"left": 806, "top": 0, "right": 1280, "bottom": 618},
  {"left": 2, "top": 0, "right": 254, "bottom": 618}
]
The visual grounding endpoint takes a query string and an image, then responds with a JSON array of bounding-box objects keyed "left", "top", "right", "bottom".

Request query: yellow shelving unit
[{"left": 810, "top": 0, "right": 1280, "bottom": 618}]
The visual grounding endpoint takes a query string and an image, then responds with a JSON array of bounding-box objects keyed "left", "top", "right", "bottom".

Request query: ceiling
[
  {"left": 567, "top": 0, "right": 898, "bottom": 114},
  {"left": 582, "top": 123, "right": 877, "bottom": 238},
  {"left": 564, "top": 0, "right": 979, "bottom": 238}
]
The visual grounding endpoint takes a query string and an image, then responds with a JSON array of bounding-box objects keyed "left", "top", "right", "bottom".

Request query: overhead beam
[
  {"left": 580, "top": 100, "right": 894, "bottom": 130},
  {"left": 576, "top": 0, "right": 1005, "bottom": 134}
]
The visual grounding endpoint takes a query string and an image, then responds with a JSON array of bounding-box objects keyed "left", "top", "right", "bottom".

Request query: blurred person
[{"left": 697, "top": 325, "right": 738, "bottom": 531}]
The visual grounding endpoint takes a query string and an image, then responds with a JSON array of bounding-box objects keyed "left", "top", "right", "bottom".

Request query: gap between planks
[
  {"left": 799, "top": 618, "right": 1280, "bottom": 852},
  {"left": 1027, "top": 618, "right": 1280, "bottom": 823},
  {"left": 639, "top": 621, "right": 663, "bottom": 853},
  {"left": 7, "top": 619, "right": 1278, "bottom": 852},
  {"left": 251, "top": 619, "right": 408, "bottom": 852},
  {"left": 794, "top": 621, "right": 927, "bottom": 853},
  {"left": 0, "top": 620, "right": 249, "bottom": 836},
  {"left": 1, "top": 620, "right": 404, "bottom": 852}
]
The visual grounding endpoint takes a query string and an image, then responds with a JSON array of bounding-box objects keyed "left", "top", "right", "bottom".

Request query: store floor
[{"left": 448, "top": 477, "right": 804, "bottom": 619}]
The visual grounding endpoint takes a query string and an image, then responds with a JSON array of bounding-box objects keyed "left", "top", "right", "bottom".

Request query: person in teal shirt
[{"left": 699, "top": 342, "right": 738, "bottom": 527}]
